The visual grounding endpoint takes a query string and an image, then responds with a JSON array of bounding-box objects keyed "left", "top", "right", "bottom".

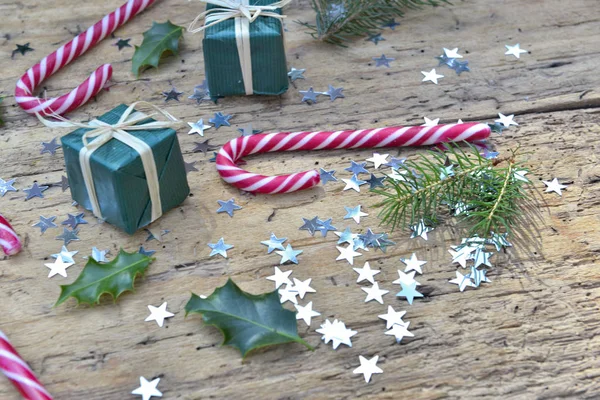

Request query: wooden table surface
[{"left": 1, "top": 0, "right": 600, "bottom": 398}]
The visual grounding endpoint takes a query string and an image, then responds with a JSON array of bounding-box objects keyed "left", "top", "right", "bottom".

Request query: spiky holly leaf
[
  {"left": 185, "top": 279, "right": 312, "bottom": 358},
  {"left": 55, "top": 248, "right": 153, "bottom": 306},
  {"left": 132, "top": 20, "right": 183, "bottom": 76}
]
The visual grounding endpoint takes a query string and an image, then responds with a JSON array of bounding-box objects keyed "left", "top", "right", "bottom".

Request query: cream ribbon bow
[
  {"left": 188, "top": 0, "right": 291, "bottom": 95},
  {"left": 36, "top": 101, "right": 182, "bottom": 222}
]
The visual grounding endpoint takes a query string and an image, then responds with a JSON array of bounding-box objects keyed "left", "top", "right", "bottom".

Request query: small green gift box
[
  {"left": 61, "top": 104, "right": 190, "bottom": 234},
  {"left": 201, "top": 0, "right": 289, "bottom": 97}
]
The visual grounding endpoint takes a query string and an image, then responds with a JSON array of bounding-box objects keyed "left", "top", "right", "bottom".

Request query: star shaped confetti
[
  {"left": 45, "top": 257, "right": 74, "bottom": 278},
  {"left": 385, "top": 322, "right": 414, "bottom": 343},
  {"left": 40, "top": 138, "right": 61, "bottom": 155},
  {"left": 316, "top": 218, "right": 336, "bottom": 237},
  {"left": 443, "top": 47, "right": 463, "bottom": 59},
  {"left": 193, "top": 139, "right": 218, "bottom": 155},
  {"left": 145, "top": 302, "right": 174, "bottom": 327},
  {"left": 361, "top": 282, "right": 389, "bottom": 304},
  {"left": 513, "top": 169, "right": 529, "bottom": 183},
  {"left": 322, "top": 85, "right": 344, "bottom": 102},
  {"left": 208, "top": 238, "right": 234, "bottom": 258},
  {"left": 422, "top": 117, "right": 440, "bottom": 127},
  {"left": 392, "top": 270, "right": 420, "bottom": 287},
  {"left": 216, "top": 198, "right": 242, "bottom": 217},
  {"left": 238, "top": 124, "right": 262, "bottom": 136},
  {"left": 353, "top": 261, "right": 380, "bottom": 284},
  {"left": 91, "top": 247, "right": 109, "bottom": 262},
  {"left": 505, "top": 43, "right": 528, "bottom": 59},
  {"left": 162, "top": 87, "right": 183, "bottom": 102},
  {"left": 187, "top": 119, "right": 211, "bottom": 136},
  {"left": 275, "top": 244, "right": 303, "bottom": 265},
  {"left": 266, "top": 266, "right": 293, "bottom": 288},
  {"left": 209, "top": 112, "right": 232, "bottom": 129},
  {"left": 401, "top": 253, "right": 426, "bottom": 274},
  {"left": 56, "top": 227, "right": 80, "bottom": 245},
  {"left": 344, "top": 205, "right": 368, "bottom": 224},
  {"left": 114, "top": 38, "right": 132, "bottom": 50},
  {"left": 62, "top": 212, "right": 87, "bottom": 229},
  {"left": 23, "top": 182, "right": 49, "bottom": 200},
  {"left": 353, "top": 355, "right": 383, "bottom": 383},
  {"left": 373, "top": 54, "right": 394, "bottom": 68},
  {"left": 261, "top": 233, "right": 287, "bottom": 254},
  {"left": 452, "top": 60, "right": 470, "bottom": 75},
  {"left": 184, "top": 161, "right": 198, "bottom": 174},
  {"left": 378, "top": 306, "right": 407, "bottom": 329},
  {"left": 299, "top": 87, "right": 319, "bottom": 104},
  {"left": 410, "top": 219, "right": 433, "bottom": 240},
  {"left": 132, "top": 377, "right": 162, "bottom": 400},
  {"left": 12, "top": 43, "right": 34, "bottom": 58},
  {"left": 299, "top": 217, "right": 319, "bottom": 236},
  {"left": 436, "top": 53, "right": 456, "bottom": 68},
  {"left": 319, "top": 168, "right": 338, "bottom": 185},
  {"left": 139, "top": 246, "right": 156, "bottom": 257},
  {"left": 295, "top": 301, "right": 320, "bottom": 326},
  {"left": 366, "top": 33, "right": 385, "bottom": 45},
  {"left": 543, "top": 178, "right": 567, "bottom": 196},
  {"left": 292, "top": 278, "right": 316, "bottom": 299},
  {"left": 345, "top": 160, "right": 369, "bottom": 176},
  {"left": 336, "top": 244, "right": 362, "bottom": 265},
  {"left": 278, "top": 284, "right": 299, "bottom": 304},
  {"left": 495, "top": 113, "right": 518, "bottom": 127},
  {"left": 449, "top": 270, "right": 476, "bottom": 292},
  {"left": 335, "top": 227, "right": 357, "bottom": 245},
  {"left": 366, "top": 153, "right": 389, "bottom": 169},
  {"left": 188, "top": 84, "right": 211, "bottom": 105},
  {"left": 52, "top": 246, "right": 78, "bottom": 264},
  {"left": 342, "top": 176, "right": 367, "bottom": 192},
  {"left": 32, "top": 215, "right": 57, "bottom": 234},
  {"left": 365, "top": 174, "right": 386, "bottom": 190},
  {"left": 0, "top": 178, "right": 17, "bottom": 196},
  {"left": 316, "top": 319, "right": 357, "bottom": 349},
  {"left": 421, "top": 68, "right": 444, "bottom": 84},
  {"left": 396, "top": 281, "right": 423, "bottom": 304},
  {"left": 385, "top": 157, "right": 406, "bottom": 170},
  {"left": 288, "top": 67, "right": 306, "bottom": 81}
]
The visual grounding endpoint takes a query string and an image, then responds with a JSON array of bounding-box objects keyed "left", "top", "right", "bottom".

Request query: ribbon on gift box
[
  {"left": 36, "top": 102, "right": 181, "bottom": 222},
  {"left": 189, "top": 0, "right": 291, "bottom": 95}
]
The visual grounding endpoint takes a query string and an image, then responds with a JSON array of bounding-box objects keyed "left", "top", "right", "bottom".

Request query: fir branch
[
  {"left": 373, "top": 143, "right": 531, "bottom": 240},
  {"left": 297, "top": 0, "right": 449, "bottom": 46}
]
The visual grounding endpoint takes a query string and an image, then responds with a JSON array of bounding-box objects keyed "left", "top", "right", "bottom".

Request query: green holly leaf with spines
[
  {"left": 55, "top": 248, "right": 153, "bottom": 306},
  {"left": 185, "top": 279, "right": 313, "bottom": 358},
  {"left": 132, "top": 20, "right": 183, "bottom": 77}
]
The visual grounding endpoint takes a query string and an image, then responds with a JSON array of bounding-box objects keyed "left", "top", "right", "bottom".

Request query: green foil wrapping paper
[
  {"left": 203, "top": 0, "right": 288, "bottom": 97},
  {"left": 61, "top": 104, "right": 190, "bottom": 234}
]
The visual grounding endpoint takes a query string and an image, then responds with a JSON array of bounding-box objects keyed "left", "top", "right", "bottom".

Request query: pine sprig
[
  {"left": 297, "top": 0, "right": 448, "bottom": 46},
  {"left": 373, "top": 143, "right": 531, "bottom": 239}
]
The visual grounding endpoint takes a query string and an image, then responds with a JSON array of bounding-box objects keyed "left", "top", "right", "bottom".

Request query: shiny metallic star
[
  {"left": 366, "top": 33, "right": 385, "bottom": 45},
  {"left": 401, "top": 253, "right": 426, "bottom": 274},
  {"left": 396, "top": 281, "right": 423, "bottom": 304},
  {"left": 344, "top": 205, "right": 368, "bottom": 224},
  {"left": 410, "top": 220, "right": 433, "bottom": 240},
  {"left": 12, "top": 43, "right": 34, "bottom": 58},
  {"left": 421, "top": 68, "right": 444, "bottom": 84},
  {"left": 385, "top": 322, "right": 414, "bottom": 343},
  {"left": 208, "top": 238, "right": 234, "bottom": 258},
  {"left": 295, "top": 301, "right": 320, "bottom": 326},
  {"left": 62, "top": 212, "right": 88, "bottom": 229},
  {"left": 336, "top": 244, "right": 362, "bottom": 265},
  {"left": 495, "top": 113, "right": 518, "bottom": 127},
  {"left": 353, "top": 261, "right": 380, "bottom": 284},
  {"left": 342, "top": 176, "right": 367, "bottom": 192},
  {"left": 299, "top": 87, "right": 319, "bottom": 104},
  {"left": 275, "top": 244, "right": 303, "bottom": 264},
  {"left": 345, "top": 161, "right": 369, "bottom": 176},
  {"left": 52, "top": 246, "right": 78, "bottom": 264},
  {"left": 209, "top": 112, "right": 232, "bottom": 129},
  {"left": 382, "top": 19, "right": 400, "bottom": 29},
  {"left": 184, "top": 161, "right": 198, "bottom": 174},
  {"left": 316, "top": 319, "right": 357, "bottom": 349},
  {"left": 261, "top": 233, "right": 287, "bottom": 254},
  {"left": 145, "top": 302, "right": 174, "bottom": 327},
  {"left": 443, "top": 47, "right": 463, "bottom": 59},
  {"left": 422, "top": 117, "right": 440, "bottom": 127},
  {"left": 335, "top": 227, "right": 357, "bottom": 245},
  {"left": 114, "top": 38, "right": 132, "bottom": 50},
  {"left": 132, "top": 377, "right": 162, "bottom": 400},
  {"left": 278, "top": 284, "right": 299, "bottom": 304},
  {"left": 23, "top": 182, "right": 49, "bottom": 200},
  {"left": 467, "top": 266, "right": 491, "bottom": 287},
  {"left": 316, "top": 218, "right": 337, "bottom": 237},
  {"left": 378, "top": 305, "right": 407, "bottom": 329},
  {"left": 299, "top": 217, "right": 319, "bottom": 236},
  {"left": 353, "top": 355, "right": 383, "bottom": 383},
  {"left": 292, "top": 278, "right": 316, "bottom": 299},
  {"left": 543, "top": 178, "right": 567, "bottom": 196},
  {"left": 365, "top": 174, "right": 386, "bottom": 190},
  {"left": 238, "top": 124, "right": 262, "bottom": 136},
  {"left": 91, "top": 247, "right": 109, "bottom": 262},
  {"left": 193, "top": 139, "right": 217, "bottom": 154},
  {"left": 0, "top": 178, "right": 17, "bottom": 196},
  {"left": 392, "top": 270, "right": 420, "bottom": 287},
  {"left": 188, "top": 85, "right": 211, "bottom": 104},
  {"left": 41, "top": 138, "right": 61, "bottom": 155},
  {"left": 361, "top": 282, "right": 389, "bottom": 304},
  {"left": 436, "top": 53, "right": 456, "bottom": 68},
  {"left": 32, "top": 215, "right": 57, "bottom": 234},
  {"left": 216, "top": 198, "right": 242, "bottom": 217},
  {"left": 44, "top": 257, "right": 74, "bottom": 278},
  {"left": 266, "top": 266, "right": 293, "bottom": 288},
  {"left": 449, "top": 270, "right": 476, "bottom": 292},
  {"left": 162, "top": 87, "right": 183, "bottom": 102},
  {"left": 373, "top": 54, "right": 395, "bottom": 68},
  {"left": 56, "top": 227, "right": 80, "bottom": 245},
  {"left": 139, "top": 246, "right": 156, "bottom": 257},
  {"left": 513, "top": 169, "right": 529, "bottom": 183},
  {"left": 452, "top": 60, "right": 470, "bottom": 75},
  {"left": 505, "top": 43, "right": 528, "bottom": 59},
  {"left": 187, "top": 119, "right": 211, "bottom": 136},
  {"left": 287, "top": 67, "right": 306, "bottom": 81},
  {"left": 385, "top": 157, "right": 406, "bottom": 170},
  {"left": 322, "top": 85, "right": 344, "bottom": 102},
  {"left": 319, "top": 168, "right": 338, "bottom": 185},
  {"left": 366, "top": 153, "right": 389, "bottom": 169}
]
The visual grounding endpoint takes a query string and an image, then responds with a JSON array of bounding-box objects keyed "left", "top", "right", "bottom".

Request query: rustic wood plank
[{"left": 1, "top": 0, "right": 600, "bottom": 398}]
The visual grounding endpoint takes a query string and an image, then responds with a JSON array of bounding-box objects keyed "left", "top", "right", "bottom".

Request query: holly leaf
[
  {"left": 185, "top": 279, "right": 312, "bottom": 357},
  {"left": 55, "top": 248, "right": 153, "bottom": 306},
  {"left": 132, "top": 20, "right": 183, "bottom": 77}
]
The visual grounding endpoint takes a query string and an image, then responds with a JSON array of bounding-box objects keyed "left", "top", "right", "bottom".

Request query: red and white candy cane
[
  {"left": 0, "top": 214, "right": 22, "bottom": 256},
  {"left": 216, "top": 123, "right": 491, "bottom": 194},
  {"left": 0, "top": 330, "right": 52, "bottom": 400},
  {"left": 14, "top": 0, "right": 156, "bottom": 116}
]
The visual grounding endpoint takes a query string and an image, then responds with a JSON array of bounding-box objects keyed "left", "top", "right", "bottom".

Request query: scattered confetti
[
  {"left": 132, "top": 377, "right": 163, "bottom": 400},
  {"left": 238, "top": 124, "right": 262, "bottom": 136},
  {"left": 139, "top": 246, "right": 156, "bottom": 257},
  {"left": 62, "top": 212, "right": 87, "bottom": 229},
  {"left": 210, "top": 112, "right": 232, "bottom": 129},
  {"left": 505, "top": 43, "right": 527, "bottom": 59},
  {"left": 443, "top": 47, "right": 463, "bottom": 59},
  {"left": 366, "top": 33, "right": 384, "bottom": 45},
  {"left": 342, "top": 176, "right": 367, "bottom": 192},
  {"left": 52, "top": 246, "right": 78, "bottom": 264},
  {"left": 345, "top": 161, "right": 369, "bottom": 176},
  {"left": 261, "top": 233, "right": 287, "bottom": 254},
  {"left": 366, "top": 153, "right": 389, "bottom": 169},
  {"left": 91, "top": 247, "right": 109, "bottom": 262},
  {"left": 55, "top": 227, "right": 80, "bottom": 245},
  {"left": 12, "top": 43, "right": 34, "bottom": 58},
  {"left": 401, "top": 253, "right": 426, "bottom": 274},
  {"left": 382, "top": 19, "right": 400, "bottom": 30},
  {"left": 187, "top": 119, "right": 211, "bottom": 136},
  {"left": 422, "top": 117, "right": 440, "bottom": 127},
  {"left": 421, "top": 68, "right": 444, "bottom": 84},
  {"left": 365, "top": 174, "right": 386, "bottom": 190},
  {"left": 216, "top": 198, "right": 242, "bottom": 217},
  {"left": 193, "top": 139, "right": 218, "bottom": 154},
  {"left": 23, "top": 182, "right": 49, "bottom": 201},
  {"left": 543, "top": 178, "right": 567, "bottom": 196},
  {"left": 266, "top": 266, "right": 293, "bottom": 288},
  {"left": 145, "top": 302, "right": 174, "bottom": 327},
  {"left": 184, "top": 161, "right": 198, "bottom": 174},
  {"left": 449, "top": 270, "right": 476, "bottom": 292},
  {"left": 40, "top": 138, "right": 61, "bottom": 155},
  {"left": 60, "top": 176, "right": 70, "bottom": 192},
  {"left": 162, "top": 87, "right": 183, "bottom": 102},
  {"left": 316, "top": 319, "right": 357, "bottom": 349},
  {"left": 208, "top": 238, "right": 234, "bottom": 258},
  {"left": 319, "top": 168, "right": 338, "bottom": 185},
  {"left": 378, "top": 306, "right": 407, "bottom": 329},
  {"left": 299, "top": 87, "right": 319, "bottom": 104},
  {"left": 278, "top": 284, "right": 299, "bottom": 304},
  {"left": 353, "top": 355, "right": 383, "bottom": 383},
  {"left": 336, "top": 244, "right": 362, "bottom": 265},
  {"left": 353, "top": 261, "right": 380, "bottom": 284},
  {"left": 299, "top": 217, "right": 319, "bottom": 236},
  {"left": 316, "top": 218, "right": 336, "bottom": 237},
  {"left": 114, "top": 38, "right": 131, "bottom": 50},
  {"left": 385, "top": 322, "right": 414, "bottom": 343},
  {"left": 396, "top": 281, "right": 423, "bottom": 304},
  {"left": 292, "top": 278, "right": 316, "bottom": 299},
  {"left": 361, "top": 282, "right": 389, "bottom": 304},
  {"left": 373, "top": 54, "right": 394, "bottom": 68},
  {"left": 344, "top": 205, "right": 368, "bottom": 224},
  {"left": 0, "top": 178, "right": 18, "bottom": 196},
  {"left": 275, "top": 244, "right": 303, "bottom": 265},
  {"left": 287, "top": 67, "right": 306, "bottom": 81},
  {"left": 45, "top": 257, "right": 74, "bottom": 278},
  {"left": 410, "top": 219, "right": 433, "bottom": 240},
  {"left": 295, "top": 301, "right": 320, "bottom": 326},
  {"left": 322, "top": 85, "right": 345, "bottom": 102},
  {"left": 495, "top": 113, "right": 518, "bottom": 127},
  {"left": 32, "top": 215, "right": 57, "bottom": 234}
]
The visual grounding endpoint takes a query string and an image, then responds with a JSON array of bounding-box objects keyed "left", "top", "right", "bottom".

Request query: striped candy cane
[
  {"left": 216, "top": 123, "right": 491, "bottom": 194},
  {"left": 0, "top": 330, "right": 52, "bottom": 400},
  {"left": 14, "top": 0, "right": 156, "bottom": 116},
  {"left": 0, "top": 214, "right": 22, "bottom": 256}
]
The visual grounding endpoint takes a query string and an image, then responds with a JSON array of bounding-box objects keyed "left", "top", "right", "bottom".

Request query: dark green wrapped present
[
  {"left": 60, "top": 104, "right": 190, "bottom": 234},
  {"left": 201, "top": 0, "right": 289, "bottom": 97}
]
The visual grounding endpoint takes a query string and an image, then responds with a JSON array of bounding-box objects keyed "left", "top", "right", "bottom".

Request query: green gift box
[
  {"left": 61, "top": 104, "right": 190, "bottom": 234},
  {"left": 202, "top": 0, "right": 289, "bottom": 97}
]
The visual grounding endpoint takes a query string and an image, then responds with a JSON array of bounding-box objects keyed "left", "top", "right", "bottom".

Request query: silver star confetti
[
  {"left": 208, "top": 238, "right": 234, "bottom": 258},
  {"left": 361, "top": 282, "right": 389, "bottom": 304},
  {"left": 401, "top": 253, "right": 426, "bottom": 274},
  {"left": 353, "top": 261, "right": 380, "bottom": 284},
  {"left": 41, "top": 138, "right": 61, "bottom": 155},
  {"left": 505, "top": 43, "right": 528, "bottom": 59},
  {"left": 366, "top": 33, "right": 384, "bottom": 45},
  {"left": 210, "top": 112, "right": 233, "bottom": 129},
  {"left": 373, "top": 54, "right": 394, "bottom": 68},
  {"left": 266, "top": 266, "right": 293, "bottom": 288},
  {"left": 392, "top": 270, "right": 420, "bottom": 287},
  {"left": 353, "top": 355, "right": 383, "bottom": 383},
  {"left": 366, "top": 153, "right": 389, "bottom": 169},
  {"left": 495, "top": 113, "right": 518, "bottom": 127},
  {"left": 275, "top": 244, "right": 303, "bottom": 264},
  {"left": 443, "top": 47, "right": 463, "bottom": 59},
  {"left": 410, "top": 219, "right": 433, "bottom": 240},
  {"left": 543, "top": 178, "right": 567, "bottom": 196},
  {"left": 322, "top": 85, "right": 344, "bottom": 102},
  {"left": 295, "top": 301, "right": 320, "bottom": 326},
  {"left": 421, "top": 68, "right": 444, "bottom": 84},
  {"left": 261, "top": 233, "right": 287, "bottom": 254},
  {"left": 335, "top": 227, "right": 357, "bottom": 245},
  {"left": 422, "top": 117, "right": 440, "bottom": 127},
  {"left": 385, "top": 322, "right": 414, "bottom": 343},
  {"left": 344, "top": 205, "right": 368, "bottom": 224},
  {"left": 342, "top": 176, "right": 367, "bottom": 192},
  {"left": 316, "top": 218, "right": 336, "bottom": 237},
  {"left": 316, "top": 319, "right": 357, "bottom": 349},
  {"left": 60, "top": 176, "right": 70, "bottom": 192},
  {"left": 55, "top": 227, "right": 80, "bottom": 245},
  {"left": 145, "top": 302, "right": 174, "bottom": 327},
  {"left": 336, "top": 244, "right": 362, "bottom": 265},
  {"left": 139, "top": 246, "right": 156, "bottom": 257},
  {"left": 449, "top": 270, "right": 476, "bottom": 292},
  {"left": 299, "top": 217, "right": 319, "bottom": 236},
  {"left": 187, "top": 119, "right": 211, "bottom": 136},
  {"left": 292, "top": 278, "right": 316, "bottom": 299},
  {"left": 132, "top": 377, "right": 162, "bottom": 400},
  {"left": 345, "top": 160, "right": 369, "bottom": 176},
  {"left": 62, "top": 212, "right": 87, "bottom": 229},
  {"left": 378, "top": 305, "right": 407, "bottom": 329},
  {"left": 162, "top": 87, "right": 183, "bottom": 102},
  {"left": 278, "top": 284, "right": 299, "bottom": 304},
  {"left": 91, "top": 247, "right": 109, "bottom": 262},
  {"left": 32, "top": 215, "right": 57, "bottom": 234},
  {"left": 216, "top": 198, "right": 242, "bottom": 217},
  {"left": 319, "top": 168, "right": 338, "bottom": 185},
  {"left": 52, "top": 246, "right": 78, "bottom": 264},
  {"left": 45, "top": 257, "right": 74, "bottom": 278},
  {"left": 0, "top": 178, "right": 18, "bottom": 196},
  {"left": 287, "top": 67, "right": 306, "bottom": 81},
  {"left": 238, "top": 124, "right": 262, "bottom": 136},
  {"left": 396, "top": 282, "right": 423, "bottom": 304},
  {"left": 365, "top": 174, "right": 386, "bottom": 190},
  {"left": 299, "top": 87, "right": 319, "bottom": 104},
  {"left": 23, "top": 182, "right": 49, "bottom": 200}
]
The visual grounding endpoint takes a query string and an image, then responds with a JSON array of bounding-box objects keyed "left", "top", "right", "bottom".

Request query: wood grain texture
[{"left": 1, "top": 0, "right": 599, "bottom": 398}]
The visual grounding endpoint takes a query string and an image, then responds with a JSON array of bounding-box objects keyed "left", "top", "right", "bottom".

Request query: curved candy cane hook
[
  {"left": 216, "top": 123, "right": 491, "bottom": 194},
  {"left": 14, "top": 0, "right": 156, "bottom": 116}
]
